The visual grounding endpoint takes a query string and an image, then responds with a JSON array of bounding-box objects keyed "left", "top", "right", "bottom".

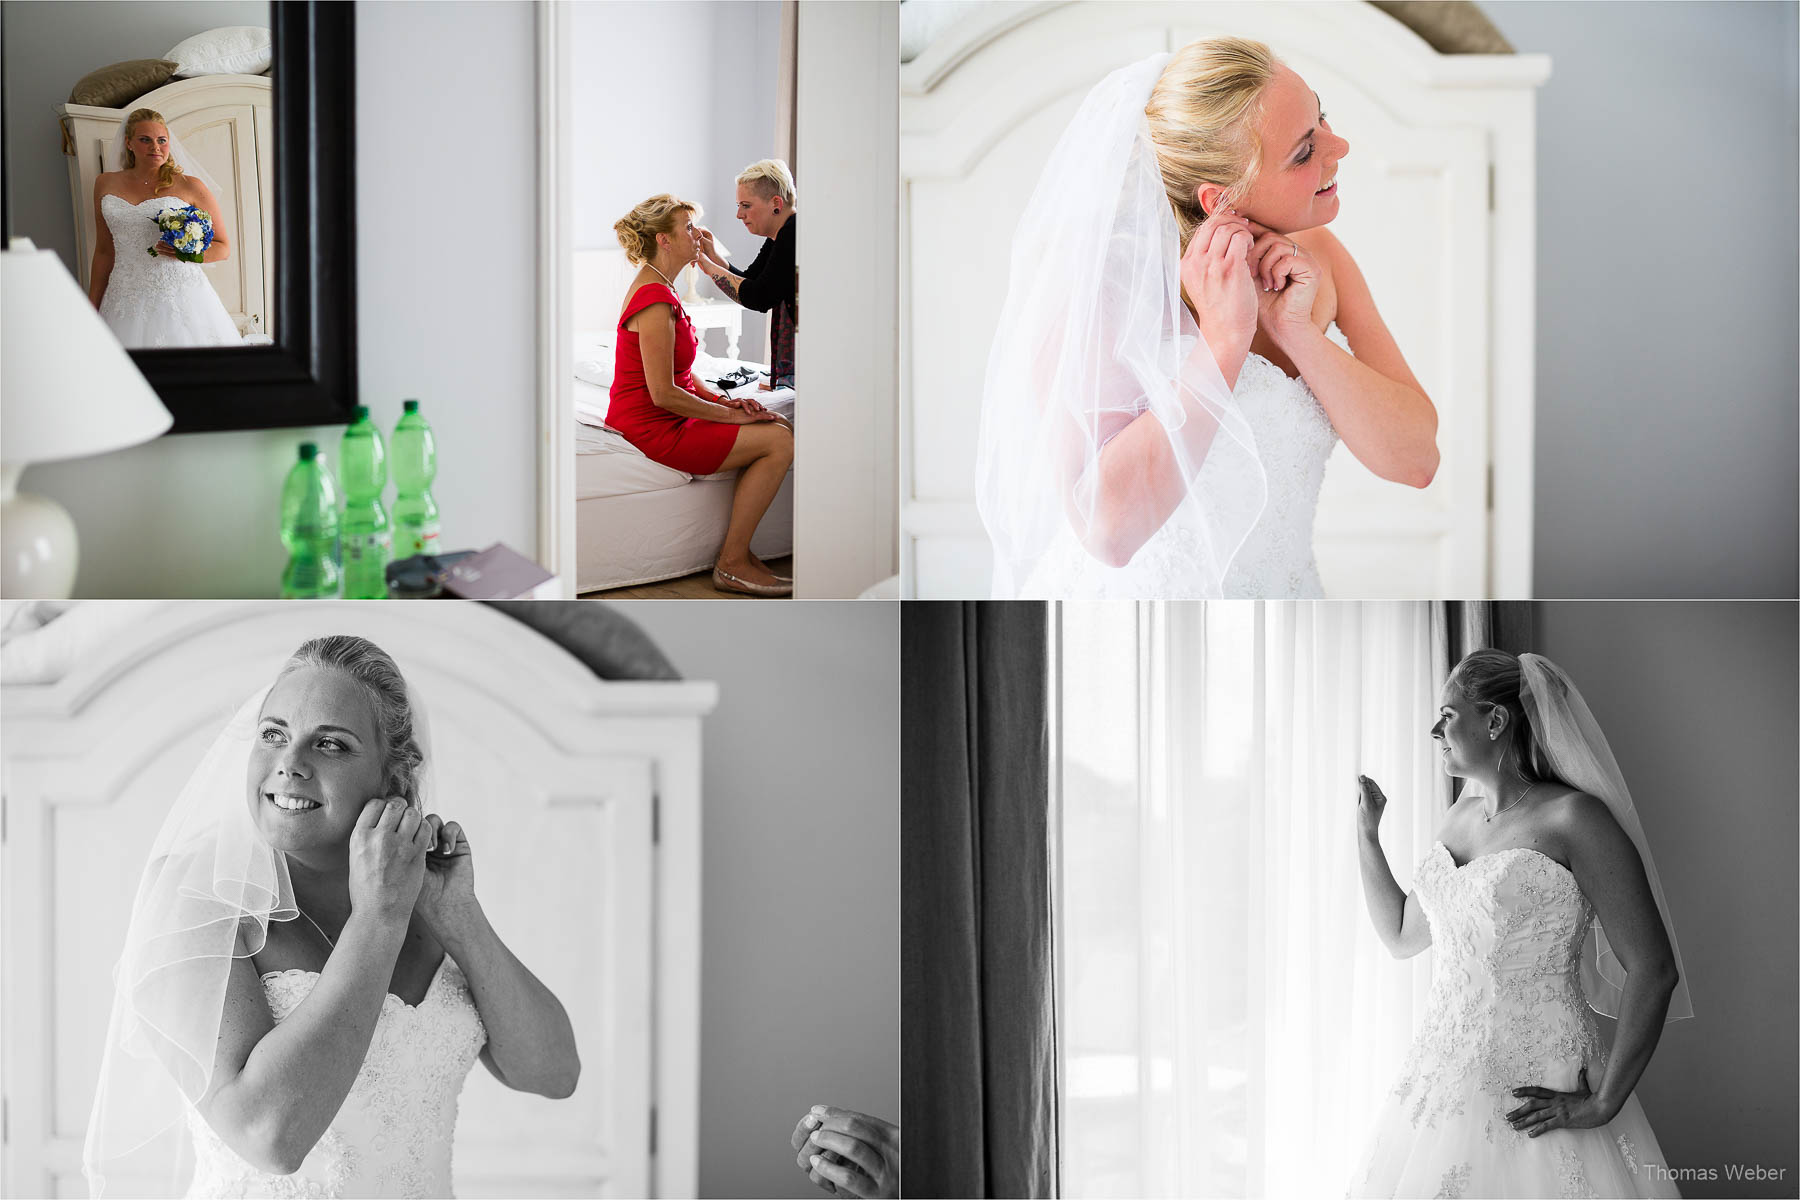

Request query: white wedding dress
[
  {"left": 1348, "top": 843, "right": 1679, "bottom": 1199},
  {"left": 1019, "top": 324, "right": 1344, "bottom": 599},
  {"left": 99, "top": 194, "right": 244, "bottom": 348},
  {"left": 184, "top": 957, "right": 488, "bottom": 1198}
]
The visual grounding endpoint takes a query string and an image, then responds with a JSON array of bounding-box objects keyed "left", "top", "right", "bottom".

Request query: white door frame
[{"left": 537, "top": 0, "right": 577, "bottom": 595}]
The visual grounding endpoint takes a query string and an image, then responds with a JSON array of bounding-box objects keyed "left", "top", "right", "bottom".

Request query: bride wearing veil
[
  {"left": 1350, "top": 650, "right": 1692, "bottom": 1198},
  {"left": 88, "top": 108, "right": 245, "bottom": 348},
  {"left": 978, "top": 38, "right": 1440, "bottom": 600},
  {"left": 83, "top": 635, "right": 579, "bottom": 1198}
]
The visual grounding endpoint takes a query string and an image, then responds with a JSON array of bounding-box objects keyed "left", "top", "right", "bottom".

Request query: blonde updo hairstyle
[
  {"left": 614, "top": 194, "right": 701, "bottom": 267},
  {"left": 121, "top": 108, "right": 185, "bottom": 193},
  {"left": 1144, "top": 38, "right": 1281, "bottom": 250}
]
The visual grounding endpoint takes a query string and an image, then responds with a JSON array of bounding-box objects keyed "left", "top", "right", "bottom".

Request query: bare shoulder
[
  {"left": 1295, "top": 225, "right": 1351, "bottom": 272},
  {"left": 1539, "top": 786, "right": 1631, "bottom": 856},
  {"left": 173, "top": 175, "right": 218, "bottom": 207},
  {"left": 1294, "top": 224, "right": 1346, "bottom": 258}
]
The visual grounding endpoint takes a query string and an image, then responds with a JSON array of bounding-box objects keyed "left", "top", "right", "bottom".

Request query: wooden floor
[{"left": 580, "top": 557, "right": 794, "bottom": 600}]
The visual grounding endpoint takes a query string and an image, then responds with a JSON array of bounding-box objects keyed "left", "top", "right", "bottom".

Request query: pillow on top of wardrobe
[
  {"left": 166, "top": 26, "right": 272, "bottom": 78},
  {"left": 69, "top": 59, "right": 178, "bottom": 107}
]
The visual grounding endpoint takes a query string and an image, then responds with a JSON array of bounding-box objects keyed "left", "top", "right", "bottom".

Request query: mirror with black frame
[{"left": 2, "top": 0, "right": 356, "bottom": 433}]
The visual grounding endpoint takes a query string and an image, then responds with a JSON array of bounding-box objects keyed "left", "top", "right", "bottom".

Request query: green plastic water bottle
[
  {"left": 279, "top": 442, "right": 340, "bottom": 598},
  {"left": 391, "top": 399, "right": 441, "bottom": 558},
  {"left": 340, "top": 405, "right": 391, "bottom": 598}
]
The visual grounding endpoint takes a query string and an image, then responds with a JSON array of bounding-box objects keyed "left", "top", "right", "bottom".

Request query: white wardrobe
[
  {"left": 59, "top": 74, "right": 276, "bottom": 339},
  {"left": 0, "top": 603, "right": 710, "bottom": 1198},
  {"left": 901, "top": 0, "right": 1550, "bottom": 597}
]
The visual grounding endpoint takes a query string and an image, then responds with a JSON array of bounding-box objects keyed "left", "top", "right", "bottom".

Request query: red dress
[{"left": 608, "top": 282, "right": 740, "bottom": 475}]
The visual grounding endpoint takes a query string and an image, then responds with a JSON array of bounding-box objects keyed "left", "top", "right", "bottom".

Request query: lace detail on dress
[
  {"left": 184, "top": 958, "right": 487, "bottom": 1198},
  {"left": 1555, "top": 1143, "right": 1595, "bottom": 1198},
  {"left": 97, "top": 194, "right": 243, "bottom": 348},
  {"left": 1019, "top": 325, "right": 1344, "bottom": 599},
  {"left": 1216, "top": 330, "right": 1343, "bottom": 598},
  {"left": 1388, "top": 845, "right": 1609, "bottom": 1136},
  {"left": 1349, "top": 842, "right": 1679, "bottom": 1198}
]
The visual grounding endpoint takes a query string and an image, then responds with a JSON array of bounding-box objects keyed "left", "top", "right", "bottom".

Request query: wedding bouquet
[{"left": 148, "top": 204, "right": 213, "bottom": 263}]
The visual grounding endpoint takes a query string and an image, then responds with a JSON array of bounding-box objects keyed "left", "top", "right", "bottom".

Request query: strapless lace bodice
[
  {"left": 185, "top": 958, "right": 487, "bottom": 1198},
  {"left": 98, "top": 194, "right": 242, "bottom": 348},
  {"left": 1394, "top": 844, "right": 1608, "bottom": 1130},
  {"left": 1349, "top": 844, "right": 1678, "bottom": 1199},
  {"left": 1018, "top": 325, "right": 1344, "bottom": 599}
]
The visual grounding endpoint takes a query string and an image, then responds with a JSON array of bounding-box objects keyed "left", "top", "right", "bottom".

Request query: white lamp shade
[{"left": 2, "top": 238, "right": 173, "bottom": 465}]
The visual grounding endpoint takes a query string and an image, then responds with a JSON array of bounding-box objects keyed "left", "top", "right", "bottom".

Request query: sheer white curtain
[{"left": 1058, "top": 601, "right": 1448, "bottom": 1198}]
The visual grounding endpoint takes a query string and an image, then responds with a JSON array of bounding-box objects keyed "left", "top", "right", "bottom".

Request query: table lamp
[{"left": 2, "top": 237, "right": 173, "bottom": 598}]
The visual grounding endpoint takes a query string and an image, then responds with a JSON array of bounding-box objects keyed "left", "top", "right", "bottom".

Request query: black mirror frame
[{"left": 133, "top": 1, "right": 358, "bottom": 435}]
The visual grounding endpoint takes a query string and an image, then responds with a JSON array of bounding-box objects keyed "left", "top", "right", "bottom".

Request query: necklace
[
  {"left": 1485, "top": 780, "right": 1539, "bottom": 823},
  {"left": 647, "top": 261, "right": 679, "bottom": 289},
  {"left": 295, "top": 902, "right": 338, "bottom": 949}
]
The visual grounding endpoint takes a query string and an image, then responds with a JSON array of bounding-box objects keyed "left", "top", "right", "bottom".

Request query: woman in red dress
[{"left": 611, "top": 194, "right": 795, "bottom": 596}]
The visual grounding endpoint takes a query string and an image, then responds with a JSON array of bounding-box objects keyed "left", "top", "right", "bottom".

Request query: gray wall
[
  {"left": 572, "top": 1, "right": 783, "bottom": 362},
  {"left": 615, "top": 600, "right": 900, "bottom": 1199},
  {"left": 1482, "top": 2, "right": 1800, "bottom": 598},
  {"left": 1, "top": 0, "right": 268, "bottom": 272},
  {"left": 2, "top": 2, "right": 540, "bottom": 598},
  {"left": 1534, "top": 601, "right": 1799, "bottom": 1197}
]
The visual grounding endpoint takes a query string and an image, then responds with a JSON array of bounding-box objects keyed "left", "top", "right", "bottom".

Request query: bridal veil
[
  {"left": 975, "top": 53, "right": 1267, "bottom": 598},
  {"left": 1518, "top": 653, "right": 1695, "bottom": 1023},
  {"left": 84, "top": 675, "right": 437, "bottom": 1196}
]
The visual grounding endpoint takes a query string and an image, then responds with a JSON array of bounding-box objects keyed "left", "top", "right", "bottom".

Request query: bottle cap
[
  {"left": 403, "top": 399, "right": 420, "bottom": 413},
  {"left": 351, "top": 405, "right": 370, "bottom": 423},
  {"left": 298, "top": 442, "right": 318, "bottom": 461}
]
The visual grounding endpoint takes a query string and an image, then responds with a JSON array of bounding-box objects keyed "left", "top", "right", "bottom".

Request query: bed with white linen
[{"left": 572, "top": 249, "right": 794, "bottom": 594}]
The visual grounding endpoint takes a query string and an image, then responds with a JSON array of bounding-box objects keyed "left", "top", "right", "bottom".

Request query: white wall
[
  {"left": 614, "top": 600, "right": 900, "bottom": 1200},
  {"left": 571, "top": 1, "right": 782, "bottom": 361},
  {"left": 796, "top": 1, "right": 901, "bottom": 597},
  {"left": 1484, "top": 2, "right": 1800, "bottom": 598},
  {"left": 1534, "top": 601, "right": 1798, "bottom": 1197},
  {"left": 10, "top": 2, "right": 541, "bottom": 599},
  {"left": 0, "top": 0, "right": 269, "bottom": 273}
]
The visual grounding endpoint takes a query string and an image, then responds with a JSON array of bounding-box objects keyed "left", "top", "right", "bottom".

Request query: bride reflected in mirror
[{"left": 88, "top": 108, "right": 245, "bottom": 348}]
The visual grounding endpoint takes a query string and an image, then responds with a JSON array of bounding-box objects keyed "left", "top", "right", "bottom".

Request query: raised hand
[
  {"left": 1507, "top": 1067, "right": 1613, "bottom": 1136},
  {"left": 1179, "top": 208, "right": 1259, "bottom": 375},
  {"left": 792, "top": 1106, "right": 899, "bottom": 1198},
  {"left": 1356, "top": 775, "right": 1389, "bottom": 837},
  {"left": 348, "top": 798, "right": 429, "bottom": 921},
  {"left": 1245, "top": 221, "right": 1320, "bottom": 345},
  {"left": 416, "top": 812, "right": 477, "bottom": 936}
]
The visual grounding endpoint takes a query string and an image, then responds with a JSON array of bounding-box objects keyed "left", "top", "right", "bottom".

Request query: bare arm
[
  {"left": 440, "top": 904, "right": 580, "bottom": 1098},
  {"left": 188, "top": 179, "right": 232, "bottom": 264},
  {"left": 89, "top": 181, "right": 115, "bottom": 308},
  {"left": 632, "top": 305, "right": 754, "bottom": 423},
  {"left": 699, "top": 246, "right": 744, "bottom": 301},
  {"left": 1061, "top": 213, "right": 1259, "bottom": 567},
  {"left": 1274, "top": 230, "right": 1437, "bottom": 488},
  {"left": 195, "top": 799, "right": 430, "bottom": 1174},
  {"left": 197, "top": 910, "right": 410, "bottom": 1174},
  {"left": 1355, "top": 776, "right": 1432, "bottom": 958},
  {"left": 1558, "top": 792, "right": 1678, "bottom": 1118}
]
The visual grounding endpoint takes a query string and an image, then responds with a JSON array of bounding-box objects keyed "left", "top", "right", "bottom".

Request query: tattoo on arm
[{"left": 710, "top": 272, "right": 741, "bottom": 301}]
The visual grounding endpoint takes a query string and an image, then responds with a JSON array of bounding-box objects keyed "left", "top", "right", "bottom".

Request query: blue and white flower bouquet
[{"left": 148, "top": 204, "right": 213, "bottom": 263}]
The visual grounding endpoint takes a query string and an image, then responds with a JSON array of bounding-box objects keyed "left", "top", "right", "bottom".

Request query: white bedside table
[{"left": 685, "top": 297, "right": 744, "bottom": 359}]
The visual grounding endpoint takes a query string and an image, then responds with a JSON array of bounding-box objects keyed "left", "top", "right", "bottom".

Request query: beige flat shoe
[{"left": 712, "top": 566, "right": 792, "bottom": 597}]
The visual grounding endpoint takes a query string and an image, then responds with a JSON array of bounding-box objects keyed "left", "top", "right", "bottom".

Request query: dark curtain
[
  {"left": 1436, "top": 599, "right": 1535, "bottom": 671},
  {"left": 901, "top": 602, "right": 1057, "bottom": 1199}
]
